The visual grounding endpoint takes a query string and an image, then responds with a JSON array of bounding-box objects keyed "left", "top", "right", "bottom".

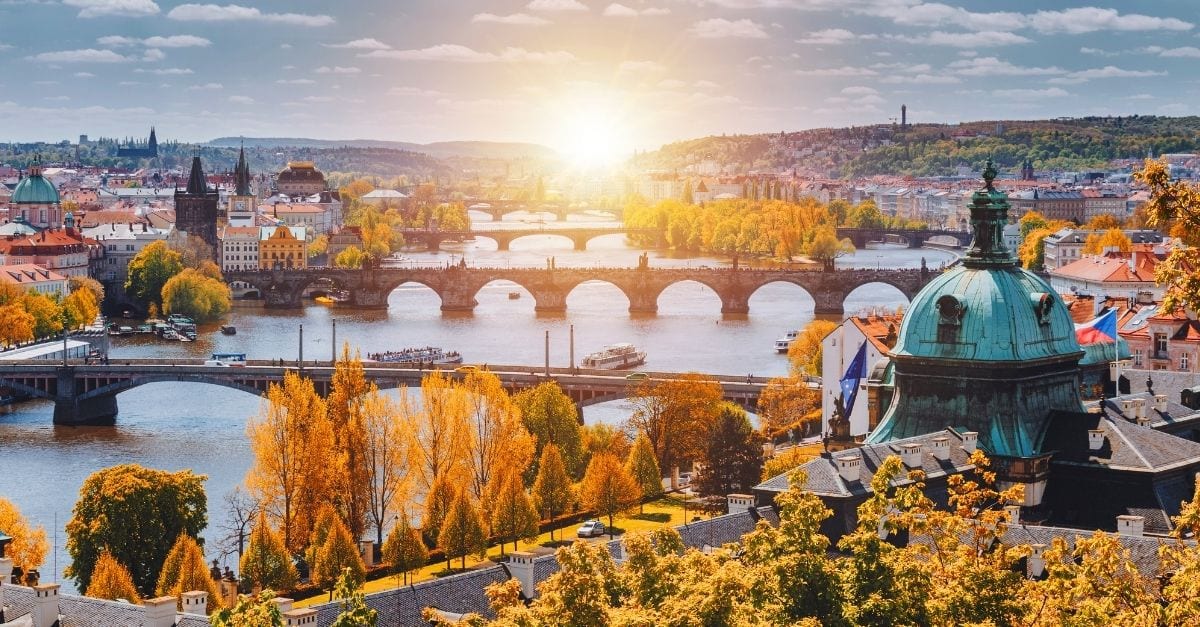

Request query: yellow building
[{"left": 258, "top": 225, "right": 307, "bottom": 270}]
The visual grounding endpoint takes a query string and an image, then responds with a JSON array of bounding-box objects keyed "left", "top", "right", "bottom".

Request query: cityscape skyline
[{"left": 2, "top": 1, "right": 1200, "bottom": 162}]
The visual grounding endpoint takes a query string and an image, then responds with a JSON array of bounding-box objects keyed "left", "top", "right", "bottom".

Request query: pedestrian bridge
[{"left": 0, "top": 360, "right": 779, "bottom": 426}]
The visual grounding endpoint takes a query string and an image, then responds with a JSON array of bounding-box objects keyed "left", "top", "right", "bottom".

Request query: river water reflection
[{"left": 0, "top": 224, "right": 954, "bottom": 589}]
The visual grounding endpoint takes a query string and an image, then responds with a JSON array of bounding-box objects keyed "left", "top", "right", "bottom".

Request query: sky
[{"left": 2, "top": 0, "right": 1200, "bottom": 159}]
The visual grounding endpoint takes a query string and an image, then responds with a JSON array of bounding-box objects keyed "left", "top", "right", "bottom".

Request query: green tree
[
  {"left": 211, "top": 590, "right": 283, "bottom": 627},
  {"left": 514, "top": 382, "right": 585, "bottom": 480},
  {"left": 491, "top": 472, "right": 539, "bottom": 555},
  {"left": 382, "top": 514, "right": 427, "bottom": 586},
  {"left": 807, "top": 225, "right": 855, "bottom": 270},
  {"left": 162, "top": 268, "right": 232, "bottom": 323},
  {"left": 694, "top": 404, "right": 764, "bottom": 511},
  {"left": 239, "top": 511, "right": 298, "bottom": 592},
  {"left": 531, "top": 444, "right": 574, "bottom": 542},
  {"left": 334, "top": 245, "right": 367, "bottom": 269},
  {"left": 330, "top": 568, "right": 379, "bottom": 626},
  {"left": 126, "top": 240, "right": 183, "bottom": 309},
  {"left": 624, "top": 434, "right": 662, "bottom": 513},
  {"left": 65, "top": 464, "right": 207, "bottom": 597},
  {"left": 580, "top": 453, "right": 642, "bottom": 536},
  {"left": 438, "top": 489, "right": 487, "bottom": 570}
]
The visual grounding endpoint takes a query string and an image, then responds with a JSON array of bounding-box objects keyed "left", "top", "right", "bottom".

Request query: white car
[{"left": 576, "top": 520, "right": 606, "bottom": 538}]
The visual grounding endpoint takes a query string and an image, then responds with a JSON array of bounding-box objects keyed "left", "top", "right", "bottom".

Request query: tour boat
[
  {"left": 774, "top": 330, "right": 799, "bottom": 353},
  {"left": 314, "top": 295, "right": 335, "bottom": 305},
  {"left": 580, "top": 343, "right": 647, "bottom": 370},
  {"left": 508, "top": 292, "right": 521, "bottom": 300},
  {"left": 368, "top": 347, "right": 464, "bottom": 366}
]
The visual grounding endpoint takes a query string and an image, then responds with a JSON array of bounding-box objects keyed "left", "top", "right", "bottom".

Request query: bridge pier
[
  {"left": 627, "top": 290, "right": 658, "bottom": 314},
  {"left": 572, "top": 237, "right": 587, "bottom": 251},
  {"left": 720, "top": 293, "right": 750, "bottom": 315},
  {"left": 532, "top": 289, "right": 567, "bottom": 314},
  {"left": 813, "top": 291, "right": 846, "bottom": 316},
  {"left": 53, "top": 369, "right": 118, "bottom": 426},
  {"left": 351, "top": 288, "right": 391, "bottom": 309}
]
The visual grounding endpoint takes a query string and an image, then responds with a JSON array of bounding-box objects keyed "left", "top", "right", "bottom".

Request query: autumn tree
[
  {"left": 126, "top": 239, "right": 183, "bottom": 309},
  {"left": 68, "top": 275, "right": 105, "bottom": 304},
  {"left": 1018, "top": 210, "right": 1050, "bottom": 241},
  {"left": 308, "top": 234, "right": 329, "bottom": 259},
  {"left": 626, "top": 374, "right": 724, "bottom": 473},
  {"left": 382, "top": 514, "right": 427, "bottom": 586},
  {"left": 757, "top": 376, "right": 821, "bottom": 437},
  {"left": 582, "top": 423, "right": 631, "bottom": 467},
  {"left": 422, "top": 473, "right": 457, "bottom": 548},
  {"left": 334, "top": 245, "right": 366, "bottom": 269},
  {"left": 62, "top": 283, "right": 100, "bottom": 329},
  {"left": 438, "top": 489, "right": 487, "bottom": 571},
  {"left": 245, "top": 372, "right": 335, "bottom": 553},
  {"left": 461, "top": 370, "right": 534, "bottom": 519},
  {"left": 580, "top": 453, "right": 642, "bottom": 536},
  {"left": 156, "top": 534, "right": 221, "bottom": 613},
  {"left": 162, "top": 267, "right": 232, "bottom": 322},
  {"left": 531, "top": 444, "right": 574, "bottom": 542},
  {"left": 1136, "top": 158, "right": 1200, "bottom": 312},
  {"left": 413, "top": 372, "right": 470, "bottom": 491},
  {"left": 491, "top": 471, "right": 539, "bottom": 555},
  {"left": 761, "top": 446, "right": 818, "bottom": 481},
  {"left": 65, "top": 464, "right": 207, "bottom": 597},
  {"left": 0, "top": 303, "right": 35, "bottom": 347},
  {"left": 515, "top": 382, "right": 585, "bottom": 480},
  {"left": 1081, "top": 228, "right": 1133, "bottom": 256},
  {"left": 326, "top": 347, "right": 372, "bottom": 544},
  {"left": 807, "top": 225, "right": 855, "bottom": 270},
  {"left": 363, "top": 386, "right": 413, "bottom": 547},
  {"left": 0, "top": 497, "right": 48, "bottom": 585},
  {"left": 330, "top": 568, "right": 379, "bottom": 626},
  {"left": 625, "top": 434, "right": 662, "bottom": 513},
  {"left": 85, "top": 550, "right": 141, "bottom": 603},
  {"left": 22, "top": 291, "right": 62, "bottom": 339},
  {"left": 239, "top": 511, "right": 298, "bottom": 592},
  {"left": 1085, "top": 213, "right": 1123, "bottom": 230},
  {"left": 695, "top": 404, "right": 764, "bottom": 510},
  {"left": 313, "top": 512, "right": 367, "bottom": 595},
  {"left": 787, "top": 320, "right": 838, "bottom": 378},
  {"left": 211, "top": 590, "right": 283, "bottom": 627}
]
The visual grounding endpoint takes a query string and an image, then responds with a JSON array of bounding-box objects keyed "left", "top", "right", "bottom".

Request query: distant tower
[
  {"left": 901, "top": 104, "right": 907, "bottom": 129},
  {"left": 175, "top": 156, "right": 220, "bottom": 255},
  {"left": 1021, "top": 159, "right": 1035, "bottom": 181},
  {"left": 228, "top": 145, "right": 257, "bottom": 226},
  {"left": 148, "top": 126, "right": 158, "bottom": 155}
]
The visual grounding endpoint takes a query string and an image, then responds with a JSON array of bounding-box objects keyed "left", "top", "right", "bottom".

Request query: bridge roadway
[
  {"left": 461, "top": 200, "right": 621, "bottom": 222},
  {"left": 398, "top": 226, "right": 664, "bottom": 252},
  {"left": 227, "top": 265, "right": 936, "bottom": 314},
  {"left": 835, "top": 227, "right": 972, "bottom": 249},
  {"left": 0, "top": 359, "right": 782, "bottom": 426}
]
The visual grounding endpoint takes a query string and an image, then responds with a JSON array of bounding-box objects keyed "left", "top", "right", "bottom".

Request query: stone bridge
[
  {"left": 463, "top": 200, "right": 621, "bottom": 222},
  {"left": 0, "top": 361, "right": 771, "bottom": 426},
  {"left": 836, "top": 227, "right": 972, "bottom": 249},
  {"left": 398, "top": 226, "right": 665, "bottom": 252},
  {"left": 226, "top": 265, "right": 936, "bottom": 314}
]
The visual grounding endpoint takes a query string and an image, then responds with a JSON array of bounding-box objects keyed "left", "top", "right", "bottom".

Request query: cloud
[
  {"left": 991, "top": 87, "right": 1070, "bottom": 99},
  {"left": 187, "top": 82, "right": 223, "bottom": 90},
  {"left": 472, "top": 12, "right": 550, "bottom": 25},
  {"left": 143, "top": 35, "right": 211, "bottom": 47},
  {"left": 526, "top": 0, "right": 587, "bottom": 11},
  {"left": 276, "top": 78, "right": 316, "bottom": 84},
  {"left": 167, "top": 4, "right": 334, "bottom": 27},
  {"left": 602, "top": 3, "right": 668, "bottom": 16},
  {"left": 618, "top": 60, "right": 666, "bottom": 75},
  {"left": 387, "top": 86, "right": 442, "bottom": 97},
  {"left": 361, "top": 45, "right": 575, "bottom": 64},
  {"left": 97, "top": 35, "right": 138, "bottom": 46},
  {"left": 694, "top": 80, "right": 719, "bottom": 88},
  {"left": 228, "top": 95, "right": 254, "bottom": 104},
  {"left": 689, "top": 18, "right": 767, "bottom": 39},
  {"left": 795, "top": 28, "right": 858, "bottom": 45},
  {"left": 315, "top": 66, "right": 360, "bottom": 74},
  {"left": 74, "top": 71, "right": 96, "bottom": 78},
  {"left": 1030, "top": 8, "right": 1191, "bottom": 34},
  {"left": 947, "top": 56, "right": 1064, "bottom": 76},
  {"left": 794, "top": 66, "right": 877, "bottom": 77},
  {"left": 889, "top": 30, "right": 1031, "bottom": 47},
  {"left": 1047, "top": 65, "right": 1166, "bottom": 84},
  {"left": 841, "top": 86, "right": 879, "bottom": 96},
  {"left": 879, "top": 73, "right": 960, "bottom": 84},
  {"left": 656, "top": 79, "right": 686, "bottom": 89},
  {"left": 323, "top": 38, "right": 390, "bottom": 50},
  {"left": 1155, "top": 46, "right": 1200, "bottom": 58},
  {"left": 30, "top": 48, "right": 128, "bottom": 63},
  {"left": 141, "top": 48, "right": 166, "bottom": 61},
  {"left": 135, "top": 67, "right": 193, "bottom": 74},
  {"left": 63, "top": 0, "right": 160, "bottom": 18}
]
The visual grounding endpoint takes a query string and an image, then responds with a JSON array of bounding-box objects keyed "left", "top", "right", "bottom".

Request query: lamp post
[
  {"left": 331, "top": 318, "right": 337, "bottom": 363},
  {"left": 298, "top": 323, "right": 304, "bottom": 369},
  {"left": 544, "top": 330, "right": 550, "bottom": 377}
]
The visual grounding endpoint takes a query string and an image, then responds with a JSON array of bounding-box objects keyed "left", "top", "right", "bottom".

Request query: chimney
[
  {"left": 144, "top": 596, "right": 177, "bottom": 627},
  {"left": 726, "top": 493, "right": 755, "bottom": 515},
  {"left": 506, "top": 551, "right": 539, "bottom": 599},
  {"left": 0, "top": 557, "right": 11, "bottom": 622},
  {"left": 1088, "top": 429, "right": 1105, "bottom": 451},
  {"left": 836, "top": 454, "right": 862, "bottom": 482},
  {"left": 360, "top": 541, "right": 375, "bottom": 568},
  {"left": 1117, "top": 515, "right": 1144, "bottom": 537},
  {"left": 283, "top": 608, "right": 319, "bottom": 626},
  {"left": 1154, "top": 394, "right": 1169, "bottom": 413},
  {"left": 931, "top": 436, "right": 950, "bottom": 460},
  {"left": 961, "top": 431, "right": 978, "bottom": 453},
  {"left": 1004, "top": 504, "right": 1021, "bottom": 526},
  {"left": 899, "top": 442, "right": 924, "bottom": 468},
  {"left": 1133, "top": 398, "right": 1147, "bottom": 422},
  {"left": 273, "top": 597, "right": 294, "bottom": 614},
  {"left": 32, "top": 583, "right": 59, "bottom": 627},
  {"left": 1028, "top": 543, "right": 1047, "bottom": 578},
  {"left": 1120, "top": 399, "right": 1135, "bottom": 419},
  {"left": 181, "top": 590, "right": 208, "bottom": 615}
]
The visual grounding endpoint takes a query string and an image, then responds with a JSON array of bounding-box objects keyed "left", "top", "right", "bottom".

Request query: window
[
  {"left": 1155, "top": 333, "right": 1169, "bottom": 359},
  {"left": 1183, "top": 354, "right": 1191, "bottom": 371},
  {"left": 1133, "top": 349, "right": 1143, "bottom": 366}
]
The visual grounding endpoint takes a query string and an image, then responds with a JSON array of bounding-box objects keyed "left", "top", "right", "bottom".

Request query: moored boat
[
  {"left": 221, "top": 325, "right": 237, "bottom": 335},
  {"left": 581, "top": 343, "right": 647, "bottom": 370},
  {"left": 774, "top": 330, "right": 799, "bottom": 353},
  {"left": 368, "top": 347, "right": 463, "bottom": 366}
]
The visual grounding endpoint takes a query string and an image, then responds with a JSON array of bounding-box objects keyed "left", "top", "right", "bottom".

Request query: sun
[{"left": 555, "top": 97, "right": 632, "bottom": 169}]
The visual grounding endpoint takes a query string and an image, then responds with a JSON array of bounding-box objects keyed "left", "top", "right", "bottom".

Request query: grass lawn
[{"left": 293, "top": 494, "right": 703, "bottom": 607}]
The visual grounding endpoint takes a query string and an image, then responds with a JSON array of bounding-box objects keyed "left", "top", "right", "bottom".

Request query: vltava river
[{"left": 0, "top": 217, "right": 954, "bottom": 589}]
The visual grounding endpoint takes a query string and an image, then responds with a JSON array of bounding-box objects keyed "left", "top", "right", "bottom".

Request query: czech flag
[{"left": 1075, "top": 308, "right": 1118, "bottom": 345}]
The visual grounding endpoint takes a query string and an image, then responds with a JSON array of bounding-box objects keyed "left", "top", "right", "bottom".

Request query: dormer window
[
  {"left": 1030, "top": 293, "right": 1054, "bottom": 325},
  {"left": 936, "top": 294, "right": 966, "bottom": 343}
]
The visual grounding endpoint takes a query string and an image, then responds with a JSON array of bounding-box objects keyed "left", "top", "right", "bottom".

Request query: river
[{"left": 0, "top": 214, "right": 955, "bottom": 589}]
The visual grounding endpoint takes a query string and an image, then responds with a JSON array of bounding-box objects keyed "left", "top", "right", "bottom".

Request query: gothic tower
[
  {"left": 175, "top": 156, "right": 220, "bottom": 256},
  {"left": 228, "top": 145, "right": 257, "bottom": 226}
]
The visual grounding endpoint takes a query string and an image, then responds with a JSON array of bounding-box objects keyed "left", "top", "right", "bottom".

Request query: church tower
[
  {"left": 175, "top": 156, "right": 220, "bottom": 256},
  {"left": 228, "top": 145, "right": 257, "bottom": 226}
]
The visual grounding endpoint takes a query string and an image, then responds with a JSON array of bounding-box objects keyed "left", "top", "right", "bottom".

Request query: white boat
[
  {"left": 775, "top": 330, "right": 799, "bottom": 353},
  {"left": 581, "top": 343, "right": 647, "bottom": 370},
  {"left": 368, "top": 347, "right": 463, "bottom": 366}
]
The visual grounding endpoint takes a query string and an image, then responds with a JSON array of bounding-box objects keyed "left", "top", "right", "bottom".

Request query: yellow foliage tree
[
  {"left": 85, "top": 550, "right": 141, "bottom": 603},
  {"left": 239, "top": 511, "right": 298, "bottom": 592},
  {"left": 327, "top": 347, "right": 372, "bottom": 544},
  {"left": 757, "top": 376, "right": 821, "bottom": 437},
  {"left": 580, "top": 453, "right": 642, "bottom": 536},
  {"left": 414, "top": 372, "right": 470, "bottom": 491},
  {"left": 363, "top": 386, "right": 413, "bottom": 547},
  {"left": 0, "top": 497, "right": 48, "bottom": 584},
  {"left": 156, "top": 534, "right": 221, "bottom": 613},
  {"left": 626, "top": 373, "right": 724, "bottom": 472},
  {"left": 333, "top": 245, "right": 366, "bottom": 269},
  {"left": 1081, "top": 228, "right": 1133, "bottom": 256},
  {"left": 162, "top": 268, "right": 232, "bottom": 323},
  {"left": 786, "top": 320, "right": 838, "bottom": 378},
  {"left": 313, "top": 514, "right": 366, "bottom": 593},
  {"left": 461, "top": 370, "right": 534, "bottom": 521}
]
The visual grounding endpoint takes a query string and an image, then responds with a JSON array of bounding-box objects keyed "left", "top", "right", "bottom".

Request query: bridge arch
[
  {"left": 562, "top": 279, "right": 634, "bottom": 314},
  {"left": 843, "top": 281, "right": 912, "bottom": 314},
  {"left": 655, "top": 279, "right": 725, "bottom": 315},
  {"left": 78, "top": 374, "right": 269, "bottom": 402}
]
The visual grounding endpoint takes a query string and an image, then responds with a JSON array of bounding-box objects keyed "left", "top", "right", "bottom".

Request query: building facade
[
  {"left": 219, "top": 226, "right": 260, "bottom": 272},
  {"left": 0, "top": 263, "right": 67, "bottom": 298},
  {"left": 258, "top": 225, "right": 306, "bottom": 270},
  {"left": 7, "top": 156, "right": 63, "bottom": 229},
  {"left": 276, "top": 161, "right": 326, "bottom": 196}
]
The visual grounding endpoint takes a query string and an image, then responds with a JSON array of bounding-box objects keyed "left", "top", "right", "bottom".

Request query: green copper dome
[
  {"left": 868, "top": 161, "right": 1086, "bottom": 458},
  {"left": 11, "top": 174, "right": 59, "bottom": 205}
]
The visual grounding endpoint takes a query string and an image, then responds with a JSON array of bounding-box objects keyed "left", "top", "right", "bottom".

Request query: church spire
[
  {"left": 962, "top": 159, "right": 1016, "bottom": 269},
  {"left": 186, "top": 156, "right": 208, "bottom": 195},
  {"left": 234, "top": 144, "right": 251, "bottom": 196}
]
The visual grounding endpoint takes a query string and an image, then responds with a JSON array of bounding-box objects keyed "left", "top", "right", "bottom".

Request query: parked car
[
  {"left": 576, "top": 519, "right": 606, "bottom": 538},
  {"left": 454, "top": 365, "right": 479, "bottom": 374},
  {"left": 625, "top": 372, "right": 648, "bottom": 381}
]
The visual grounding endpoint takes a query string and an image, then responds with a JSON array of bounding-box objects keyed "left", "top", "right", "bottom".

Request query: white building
[
  {"left": 820, "top": 313, "right": 900, "bottom": 437},
  {"left": 219, "top": 226, "right": 261, "bottom": 272},
  {"left": 0, "top": 263, "right": 67, "bottom": 298},
  {"left": 1043, "top": 229, "right": 1164, "bottom": 270},
  {"left": 82, "top": 222, "right": 180, "bottom": 305}
]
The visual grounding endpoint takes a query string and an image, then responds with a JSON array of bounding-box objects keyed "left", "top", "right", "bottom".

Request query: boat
[
  {"left": 167, "top": 314, "right": 194, "bottom": 325},
  {"left": 580, "top": 343, "right": 647, "bottom": 370},
  {"left": 368, "top": 347, "right": 464, "bottom": 366},
  {"left": 136, "top": 324, "right": 154, "bottom": 334},
  {"left": 161, "top": 328, "right": 180, "bottom": 341},
  {"left": 508, "top": 292, "right": 521, "bottom": 300},
  {"left": 314, "top": 295, "right": 334, "bottom": 305},
  {"left": 221, "top": 325, "right": 237, "bottom": 335},
  {"left": 329, "top": 289, "right": 350, "bottom": 304},
  {"left": 774, "top": 330, "right": 799, "bottom": 353}
]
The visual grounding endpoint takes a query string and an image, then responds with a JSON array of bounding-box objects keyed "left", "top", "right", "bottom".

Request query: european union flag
[{"left": 839, "top": 340, "right": 869, "bottom": 416}]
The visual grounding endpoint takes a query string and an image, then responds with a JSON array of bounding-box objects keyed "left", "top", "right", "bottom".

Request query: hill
[
  {"left": 206, "top": 137, "right": 557, "bottom": 160},
  {"left": 630, "top": 115, "right": 1200, "bottom": 177}
]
